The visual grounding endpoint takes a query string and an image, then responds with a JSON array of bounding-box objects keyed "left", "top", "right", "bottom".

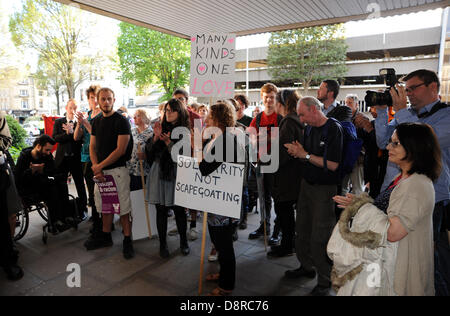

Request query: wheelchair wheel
[
  {"left": 37, "top": 202, "right": 49, "bottom": 222},
  {"left": 14, "top": 208, "right": 29, "bottom": 242}
]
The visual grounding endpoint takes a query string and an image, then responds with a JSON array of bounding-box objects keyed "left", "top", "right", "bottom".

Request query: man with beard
[
  {"left": 15, "top": 135, "right": 71, "bottom": 232},
  {"left": 317, "top": 80, "right": 340, "bottom": 116},
  {"left": 83, "top": 88, "right": 134, "bottom": 260}
]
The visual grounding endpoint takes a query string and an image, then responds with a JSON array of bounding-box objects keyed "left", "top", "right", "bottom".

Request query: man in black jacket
[
  {"left": 15, "top": 135, "right": 71, "bottom": 232},
  {"left": 53, "top": 99, "right": 87, "bottom": 217}
]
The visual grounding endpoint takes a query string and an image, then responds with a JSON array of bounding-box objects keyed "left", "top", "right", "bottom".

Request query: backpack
[{"left": 306, "top": 118, "right": 363, "bottom": 180}]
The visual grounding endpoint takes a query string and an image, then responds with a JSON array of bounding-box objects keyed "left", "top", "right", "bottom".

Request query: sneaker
[
  {"left": 248, "top": 225, "right": 269, "bottom": 240},
  {"left": 123, "top": 240, "right": 135, "bottom": 260},
  {"left": 84, "top": 234, "right": 113, "bottom": 251},
  {"left": 188, "top": 228, "right": 198, "bottom": 241},
  {"left": 284, "top": 267, "right": 316, "bottom": 279},
  {"left": 208, "top": 248, "right": 218, "bottom": 262},
  {"left": 168, "top": 227, "right": 178, "bottom": 236},
  {"left": 268, "top": 235, "right": 281, "bottom": 246},
  {"left": 310, "top": 284, "right": 331, "bottom": 296}
]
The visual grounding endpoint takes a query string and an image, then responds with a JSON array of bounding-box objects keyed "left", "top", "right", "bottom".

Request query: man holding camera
[{"left": 374, "top": 69, "right": 450, "bottom": 296}]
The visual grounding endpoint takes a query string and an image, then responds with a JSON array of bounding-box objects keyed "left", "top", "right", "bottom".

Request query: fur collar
[{"left": 338, "top": 193, "right": 382, "bottom": 250}]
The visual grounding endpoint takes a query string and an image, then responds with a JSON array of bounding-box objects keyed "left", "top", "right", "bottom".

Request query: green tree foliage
[
  {"left": 9, "top": 0, "right": 101, "bottom": 102},
  {"left": 117, "top": 23, "right": 190, "bottom": 100},
  {"left": 6, "top": 115, "right": 27, "bottom": 149},
  {"left": 268, "top": 24, "right": 348, "bottom": 94}
]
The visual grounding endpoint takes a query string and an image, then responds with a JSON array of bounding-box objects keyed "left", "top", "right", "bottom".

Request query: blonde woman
[{"left": 127, "top": 109, "right": 153, "bottom": 191}]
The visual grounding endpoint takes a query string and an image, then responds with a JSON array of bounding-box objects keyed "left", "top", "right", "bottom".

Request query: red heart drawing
[{"left": 228, "top": 38, "right": 234, "bottom": 43}]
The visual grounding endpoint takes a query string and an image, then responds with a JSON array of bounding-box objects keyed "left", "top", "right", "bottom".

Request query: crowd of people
[{"left": 0, "top": 68, "right": 449, "bottom": 296}]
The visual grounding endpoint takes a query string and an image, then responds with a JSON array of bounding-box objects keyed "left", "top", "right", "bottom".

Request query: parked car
[{"left": 22, "top": 122, "right": 41, "bottom": 136}]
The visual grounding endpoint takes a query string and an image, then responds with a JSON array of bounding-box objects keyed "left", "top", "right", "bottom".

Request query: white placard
[
  {"left": 190, "top": 33, "right": 236, "bottom": 97},
  {"left": 130, "top": 190, "right": 157, "bottom": 241},
  {"left": 174, "top": 155, "right": 243, "bottom": 219}
]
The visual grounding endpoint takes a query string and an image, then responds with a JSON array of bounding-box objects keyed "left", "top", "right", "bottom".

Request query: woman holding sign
[
  {"left": 198, "top": 101, "right": 244, "bottom": 296},
  {"left": 145, "top": 99, "right": 191, "bottom": 258}
]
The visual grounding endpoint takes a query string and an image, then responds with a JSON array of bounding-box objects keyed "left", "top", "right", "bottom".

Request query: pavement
[{"left": 0, "top": 184, "right": 322, "bottom": 296}]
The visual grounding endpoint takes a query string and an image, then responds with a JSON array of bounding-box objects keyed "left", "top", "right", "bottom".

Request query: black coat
[
  {"left": 272, "top": 113, "right": 305, "bottom": 202},
  {"left": 52, "top": 117, "right": 82, "bottom": 168}
]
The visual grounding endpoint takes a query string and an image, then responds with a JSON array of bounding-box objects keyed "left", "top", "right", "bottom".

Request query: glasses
[
  {"left": 165, "top": 108, "right": 176, "bottom": 114},
  {"left": 405, "top": 83, "right": 426, "bottom": 93},
  {"left": 388, "top": 139, "right": 401, "bottom": 148}
]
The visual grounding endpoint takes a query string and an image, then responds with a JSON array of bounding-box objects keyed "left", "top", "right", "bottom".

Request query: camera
[{"left": 365, "top": 68, "right": 398, "bottom": 107}]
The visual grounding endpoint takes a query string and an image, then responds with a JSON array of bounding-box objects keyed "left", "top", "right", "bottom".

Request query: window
[
  {"left": 39, "top": 99, "right": 44, "bottom": 108},
  {"left": 21, "top": 99, "right": 29, "bottom": 109},
  {"left": 20, "top": 90, "right": 28, "bottom": 97},
  {"left": 39, "top": 91, "right": 44, "bottom": 97}
]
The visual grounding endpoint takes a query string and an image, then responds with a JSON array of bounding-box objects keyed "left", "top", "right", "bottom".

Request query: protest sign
[
  {"left": 190, "top": 33, "right": 236, "bottom": 97},
  {"left": 174, "top": 155, "right": 243, "bottom": 219},
  {"left": 95, "top": 175, "right": 120, "bottom": 214}
]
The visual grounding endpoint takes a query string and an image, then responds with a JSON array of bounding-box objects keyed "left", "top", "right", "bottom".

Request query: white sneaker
[
  {"left": 208, "top": 250, "right": 218, "bottom": 262},
  {"left": 188, "top": 227, "right": 198, "bottom": 241}
]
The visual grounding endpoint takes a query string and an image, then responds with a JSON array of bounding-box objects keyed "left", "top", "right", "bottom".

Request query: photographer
[{"left": 373, "top": 69, "right": 450, "bottom": 296}]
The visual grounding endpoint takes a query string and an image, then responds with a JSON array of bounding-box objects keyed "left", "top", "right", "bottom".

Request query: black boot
[
  {"left": 123, "top": 237, "right": 135, "bottom": 260},
  {"left": 248, "top": 223, "right": 270, "bottom": 240}
]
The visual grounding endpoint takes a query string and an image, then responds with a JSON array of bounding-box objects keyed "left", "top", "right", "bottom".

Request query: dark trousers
[
  {"left": 258, "top": 170, "right": 274, "bottom": 228},
  {"left": 433, "top": 200, "right": 450, "bottom": 296},
  {"left": 155, "top": 204, "right": 187, "bottom": 247},
  {"left": 59, "top": 156, "right": 87, "bottom": 213},
  {"left": 296, "top": 179, "right": 337, "bottom": 287},
  {"left": 209, "top": 224, "right": 236, "bottom": 291},
  {"left": 0, "top": 189, "right": 14, "bottom": 266},
  {"left": 275, "top": 200, "right": 296, "bottom": 250},
  {"left": 83, "top": 162, "right": 101, "bottom": 230},
  {"left": 22, "top": 179, "right": 70, "bottom": 223}
]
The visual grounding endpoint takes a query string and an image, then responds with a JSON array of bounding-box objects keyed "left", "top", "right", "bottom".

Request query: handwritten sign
[
  {"left": 190, "top": 33, "right": 236, "bottom": 97},
  {"left": 174, "top": 155, "right": 243, "bottom": 219},
  {"left": 95, "top": 175, "right": 120, "bottom": 214}
]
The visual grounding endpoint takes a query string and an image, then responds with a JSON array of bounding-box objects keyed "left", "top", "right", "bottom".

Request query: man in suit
[{"left": 53, "top": 99, "right": 88, "bottom": 218}]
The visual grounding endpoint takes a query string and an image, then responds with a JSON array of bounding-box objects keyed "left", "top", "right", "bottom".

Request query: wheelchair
[{"left": 14, "top": 194, "right": 80, "bottom": 244}]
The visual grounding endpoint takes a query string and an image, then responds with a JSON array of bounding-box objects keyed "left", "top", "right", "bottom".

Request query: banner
[
  {"left": 174, "top": 155, "right": 243, "bottom": 219},
  {"left": 190, "top": 33, "right": 236, "bottom": 97}
]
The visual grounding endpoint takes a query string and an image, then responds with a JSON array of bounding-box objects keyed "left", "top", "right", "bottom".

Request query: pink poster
[{"left": 95, "top": 175, "right": 120, "bottom": 214}]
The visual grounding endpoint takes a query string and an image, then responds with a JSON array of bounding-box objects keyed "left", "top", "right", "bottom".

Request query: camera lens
[{"left": 364, "top": 89, "right": 393, "bottom": 107}]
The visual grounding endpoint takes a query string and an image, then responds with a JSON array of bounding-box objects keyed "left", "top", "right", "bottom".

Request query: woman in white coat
[{"left": 333, "top": 122, "right": 442, "bottom": 296}]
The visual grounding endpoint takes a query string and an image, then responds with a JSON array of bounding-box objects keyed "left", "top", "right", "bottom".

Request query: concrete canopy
[{"left": 55, "top": 0, "right": 449, "bottom": 38}]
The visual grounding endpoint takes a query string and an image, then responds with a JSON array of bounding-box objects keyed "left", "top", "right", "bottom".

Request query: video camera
[{"left": 364, "top": 68, "right": 398, "bottom": 107}]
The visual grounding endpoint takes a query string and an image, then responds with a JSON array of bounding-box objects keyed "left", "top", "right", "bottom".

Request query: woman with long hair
[{"left": 145, "top": 98, "right": 191, "bottom": 258}]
